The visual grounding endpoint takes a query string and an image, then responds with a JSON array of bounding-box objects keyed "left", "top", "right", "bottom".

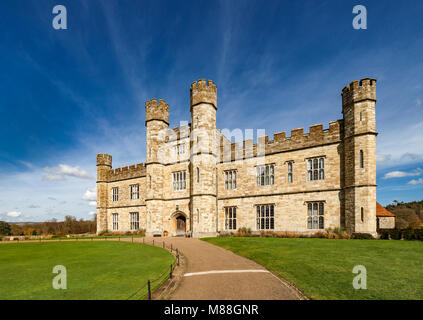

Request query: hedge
[{"left": 379, "top": 228, "right": 423, "bottom": 241}]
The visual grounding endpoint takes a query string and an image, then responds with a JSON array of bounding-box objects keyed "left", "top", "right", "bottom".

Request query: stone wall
[{"left": 378, "top": 216, "right": 395, "bottom": 229}]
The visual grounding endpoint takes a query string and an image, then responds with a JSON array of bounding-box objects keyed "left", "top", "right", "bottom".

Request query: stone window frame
[
  {"left": 224, "top": 169, "right": 237, "bottom": 190},
  {"left": 112, "top": 187, "right": 119, "bottom": 202},
  {"left": 285, "top": 160, "right": 294, "bottom": 184},
  {"left": 172, "top": 170, "right": 187, "bottom": 191},
  {"left": 112, "top": 213, "right": 119, "bottom": 231},
  {"left": 173, "top": 143, "right": 186, "bottom": 156},
  {"left": 224, "top": 206, "right": 237, "bottom": 230},
  {"left": 130, "top": 184, "right": 139, "bottom": 200},
  {"left": 130, "top": 212, "right": 139, "bottom": 230},
  {"left": 306, "top": 201, "right": 325, "bottom": 230},
  {"left": 255, "top": 164, "right": 275, "bottom": 187},
  {"left": 306, "top": 156, "right": 326, "bottom": 182},
  {"left": 256, "top": 204, "right": 275, "bottom": 230}
]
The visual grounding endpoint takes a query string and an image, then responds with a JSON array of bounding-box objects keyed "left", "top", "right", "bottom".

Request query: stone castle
[{"left": 97, "top": 78, "right": 379, "bottom": 237}]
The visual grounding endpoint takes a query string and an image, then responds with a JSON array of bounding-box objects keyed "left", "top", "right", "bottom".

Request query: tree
[{"left": 0, "top": 221, "right": 11, "bottom": 236}]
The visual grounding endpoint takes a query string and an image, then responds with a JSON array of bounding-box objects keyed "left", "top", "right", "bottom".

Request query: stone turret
[
  {"left": 190, "top": 79, "right": 218, "bottom": 237},
  {"left": 190, "top": 79, "right": 217, "bottom": 111},
  {"left": 96, "top": 153, "right": 112, "bottom": 234},
  {"left": 342, "top": 78, "right": 377, "bottom": 235},
  {"left": 145, "top": 99, "right": 169, "bottom": 236},
  {"left": 146, "top": 99, "right": 169, "bottom": 125}
]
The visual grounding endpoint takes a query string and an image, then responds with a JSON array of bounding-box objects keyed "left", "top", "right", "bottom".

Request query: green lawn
[
  {"left": 203, "top": 237, "right": 423, "bottom": 300},
  {"left": 0, "top": 242, "right": 174, "bottom": 300}
]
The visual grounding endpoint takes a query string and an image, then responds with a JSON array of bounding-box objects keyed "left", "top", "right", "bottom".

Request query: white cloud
[
  {"left": 43, "top": 174, "right": 65, "bottom": 181},
  {"left": 82, "top": 187, "right": 96, "bottom": 201},
  {"left": 44, "top": 164, "right": 92, "bottom": 181},
  {"left": 383, "top": 168, "right": 422, "bottom": 179},
  {"left": 82, "top": 187, "right": 97, "bottom": 207},
  {"left": 88, "top": 211, "right": 96, "bottom": 215},
  {"left": 7, "top": 211, "right": 22, "bottom": 217},
  {"left": 408, "top": 178, "right": 423, "bottom": 185}
]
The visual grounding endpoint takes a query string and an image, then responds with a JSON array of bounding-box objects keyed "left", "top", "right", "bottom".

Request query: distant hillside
[
  {"left": 386, "top": 200, "right": 423, "bottom": 229},
  {"left": 8, "top": 222, "right": 42, "bottom": 225}
]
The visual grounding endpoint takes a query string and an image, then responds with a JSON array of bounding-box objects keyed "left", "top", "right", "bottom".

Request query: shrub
[
  {"left": 415, "top": 229, "right": 423, "bottom": 241},
  {"left": 98, "top": 230, "right": 110, "bottom": 236},
  {"left": 379, "top": 230, "right": 390, "bottom": 240},
  {"left": 390, "top": 229, "right": 402, "bottom": 240},
  {"left": 352, "top": 233, "right": 374, "bottom": 240},
  {"left": 403, "top": 227, "right": 415, "bottom": 240}
]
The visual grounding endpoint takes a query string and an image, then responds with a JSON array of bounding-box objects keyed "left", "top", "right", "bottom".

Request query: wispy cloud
[
  {"left": 383, "top": 168, "right": 422, "bottom": 179},
  {"left": 43, "top": 164, "right": 92, "bottom": 181},
  {"left": 408, "top": 178, "right": 423, "bottom": 185}
]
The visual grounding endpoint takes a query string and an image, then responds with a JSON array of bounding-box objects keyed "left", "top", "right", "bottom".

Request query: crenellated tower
[
  {"left": 342, "top": 78, "right": 377, "bottom": 235},
  {"left": 145, "top": 99, "right": 169, "bottom": 235},
  {"left": 190, "top": 79, "right": 218, "bottom": 237},
  {"left": 96, "top": 153, "right": 112, "bottom": 233}
]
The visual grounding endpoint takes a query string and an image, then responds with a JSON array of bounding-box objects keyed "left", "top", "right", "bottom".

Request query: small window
[
  {"left": 307, "top": 202, "right": 324, "bottom": 229},
  {"left": 361, "top": 207, "right": 364, "bottom": 222},
  {"left": 173, "top": 143, "right": 186, "bottom": 155},
  {"left": 112, "top": 213, "right": 119, "bottom": 231},
  {"left": 307, "top": 157, "right": 325, "bottom": 181},
  {"left": 224, "top": 170, "right": 237, "bottom": 190},
  {"left": 112, "top": 187, "right": 119, "bottom": 202},
  {"left": 130, "top": 212, "right": 139, "bottom": 230},
  {"left": 225, "top": 207, "right": 237, "bottom": 230},
  {"left": 173, "top": 171, "right": 187, "bottom": 191},
  {"left": 196, "top": 167, "right": 200, "bottom": 183},
  {"left": 256, "top": 164, "right": 274, "bottom": 186},
  {"left": 287, "top": 162, "right": 293, "bottom": 184},
  {"left": 360, "top": 150, "right": 364, "bottom": 168},
  {"left": 130, "top": 184, "right": 139, "bottom": 200}
]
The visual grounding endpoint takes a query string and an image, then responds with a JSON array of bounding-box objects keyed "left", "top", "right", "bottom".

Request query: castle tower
[
  {"left": 190, "top": 79, "right": 218, "bottom": 237},
  {"left": 96, "top": 153, "right": 112, "bottom": 234},
  {"left": 342, "top": 78, "right": 377, "bottom": 235},
  {"left": 145, "top": 99, "right": 169, "bottom": 236}
]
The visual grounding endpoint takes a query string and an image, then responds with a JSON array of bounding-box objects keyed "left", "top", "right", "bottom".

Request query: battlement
[
  {"left": 145, "top": 99, "right": 169, "bottom": 125},
  {"left": 190, "top": 79, "right": 217, "bottom": 109},
  {"left": 108, "top": 163, "right": 146, "bottom": 182},
  {"left": 97, "top": 153, "right": 112, "bottom": 167},
  {"left": 342, "top": 78, "right": 377, "bottom": 107},
  {"left": 164, "top": 124, "right": 191, "bottom": 142},
  {"left": 219, "top": 120, "right": 343, "bottom": 162}
]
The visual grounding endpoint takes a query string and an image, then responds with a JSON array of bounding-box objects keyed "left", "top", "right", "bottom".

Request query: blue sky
[{"left": 0, "top": 0, "right": 422, "bottom": 222}]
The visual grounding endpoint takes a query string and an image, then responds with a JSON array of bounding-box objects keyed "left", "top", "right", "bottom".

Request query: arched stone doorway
[
  {"left": 176, "top": 215, "right": 186, "bottom": 236},
  {"left": 170, "top": 211, "right": 188, "bottom": 236}
]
